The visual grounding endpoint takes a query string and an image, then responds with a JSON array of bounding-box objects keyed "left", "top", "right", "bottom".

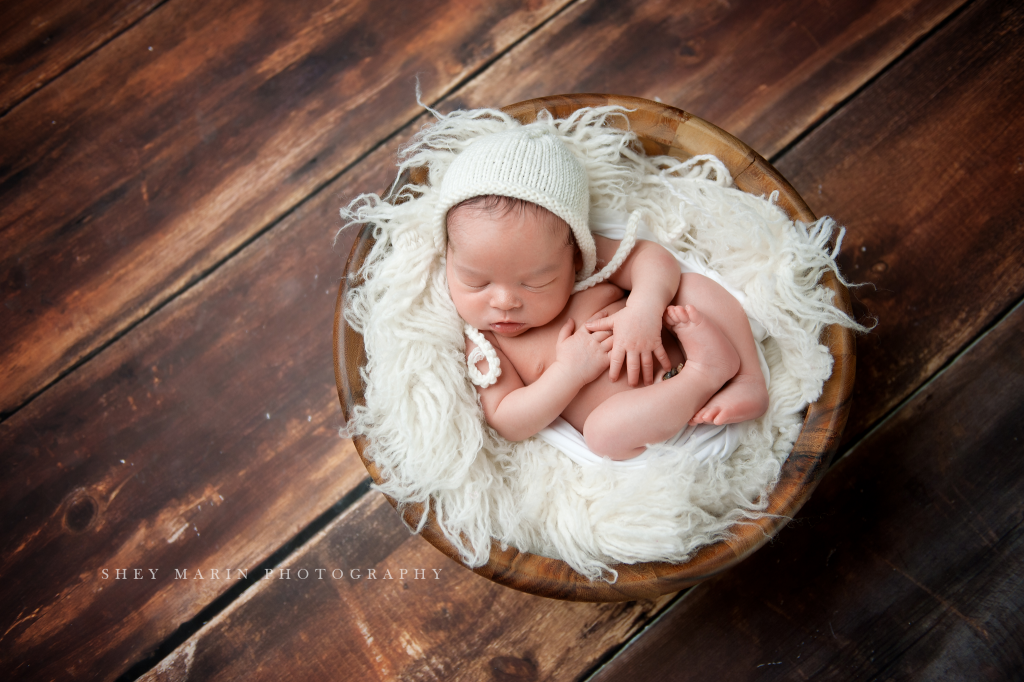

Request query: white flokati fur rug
[{"left": 340, "top": 105, "right": 862, "bottom": 582}]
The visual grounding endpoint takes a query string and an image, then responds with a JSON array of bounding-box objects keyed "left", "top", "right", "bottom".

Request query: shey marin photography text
[{"left": 99, "top": 567, "right": 445, "bottom": 581}]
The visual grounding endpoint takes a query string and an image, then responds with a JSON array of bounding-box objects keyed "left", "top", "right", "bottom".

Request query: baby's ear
[{"left": 573, "top": 245, "right": 583, "bottom": 273}]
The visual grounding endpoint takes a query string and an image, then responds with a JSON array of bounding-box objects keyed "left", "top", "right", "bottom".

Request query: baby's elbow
[
  {"left": 485, "top": 412, "right": 532, "bottom": 443},
  {"left": 624, "top": 241, "right": 678, "bottom": 286},
  {"left": 491, "top": 423, "right": 532, "bottom": 443},
  {"left": 648, "top": 242, "right": 679, "bottom": 274}
]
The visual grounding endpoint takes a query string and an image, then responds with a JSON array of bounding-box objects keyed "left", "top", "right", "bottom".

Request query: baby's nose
[{"left": 490, "top": 287, "right": 521, "bottom": 310}]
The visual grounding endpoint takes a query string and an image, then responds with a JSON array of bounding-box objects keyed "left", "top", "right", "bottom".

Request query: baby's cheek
[{"left": 446, "top": 287, "right": 468, "bottom": 318}]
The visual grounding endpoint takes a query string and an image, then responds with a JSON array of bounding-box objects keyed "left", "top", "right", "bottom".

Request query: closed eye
[
  {"left": 454, "top": 274, "right": 489, "bottom": 289},
  {"left": 523, "top": 279, "right": 557, "bottom": 291}
]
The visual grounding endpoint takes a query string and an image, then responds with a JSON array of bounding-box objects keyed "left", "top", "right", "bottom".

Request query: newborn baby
[{"left": 439, "top": 127, "right": 768, "bottom": 461}]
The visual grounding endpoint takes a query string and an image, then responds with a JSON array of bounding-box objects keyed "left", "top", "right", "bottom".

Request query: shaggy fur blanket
[{"left": 340, "top": 105, "right": 862, "bottom": 581}]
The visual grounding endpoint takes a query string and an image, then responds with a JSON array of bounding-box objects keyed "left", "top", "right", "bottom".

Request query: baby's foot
[
  {"left": 663, "top": 305, "right": 740, "bottom": 391},
  {"left": 690, "top": 373, "right": 770, "bottom": 426}
]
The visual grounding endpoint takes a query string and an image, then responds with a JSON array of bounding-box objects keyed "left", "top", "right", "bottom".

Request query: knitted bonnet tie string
[
  {"left": 571, "top": 208, "right": 642, "bottom": 293},
  {"left": 465, "top": 324, "right": 502, "bottom": 388}
]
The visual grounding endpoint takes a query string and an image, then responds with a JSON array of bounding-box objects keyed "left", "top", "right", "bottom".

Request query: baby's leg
[
  {"left": 582, "top": 305, "right": 738, "bottom": 460},
  {"left": 674, "top": 273, "right": 769, "bottom": 426}
]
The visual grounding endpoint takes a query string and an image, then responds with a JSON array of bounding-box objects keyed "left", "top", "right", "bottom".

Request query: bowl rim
[{"left": 334, "top": 93, "right": 856, "bottom": 602}]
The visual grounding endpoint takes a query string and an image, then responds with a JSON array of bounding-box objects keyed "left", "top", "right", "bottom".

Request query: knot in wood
[{"left": 63, "top": 494, "right": 99, "bottom": 533}]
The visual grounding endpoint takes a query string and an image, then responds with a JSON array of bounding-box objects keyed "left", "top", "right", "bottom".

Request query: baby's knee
[
  {"left": 582, "top": 419, "right": 613, "bottom": 457},
  {"left": 583, "top": 417, "right": 644, "bottom": 461}
]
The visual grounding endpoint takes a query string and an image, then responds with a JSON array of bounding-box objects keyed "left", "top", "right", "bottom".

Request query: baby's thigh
[{"left": 583, "top": 382, "right": 690, "bottom": 459}]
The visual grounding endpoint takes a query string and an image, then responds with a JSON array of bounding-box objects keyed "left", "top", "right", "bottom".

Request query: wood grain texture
[
  {"left": 0, "top": 0, "right": 161, "bottom": 115},
  {"left": 0, "top": 0, "right": 876, "bottom": 676},
  {"left": 0, "top": 0, "right": 567, "bottom": 417},
  {"left": 775, "top": 0, "right": 1024, "bottom": 441},
  {"left": 336, "top": 94, "right": 856, "bottom": 601},
  {"left": 588, "top": 0, "right": 1024, "bottom": 675},
  {"left": 0, "top": 0, "right": 1004, "bottom": 678},
  {"left": 0, "top": 135, "right": 404, "bottom": 682},
  {"left": 138, "top": 491, "right": 677, "bottom": 682},
  {"left": 445, "top": 0, "right": 964, "bottom": 158},
  {"left": 589, "top": 300, "right": 1024, "bottom": 681}
]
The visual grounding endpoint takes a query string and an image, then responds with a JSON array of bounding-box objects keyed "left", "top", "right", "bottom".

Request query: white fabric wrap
[{"left": 535, "top": 208, "right": 771, "bottom": 468}]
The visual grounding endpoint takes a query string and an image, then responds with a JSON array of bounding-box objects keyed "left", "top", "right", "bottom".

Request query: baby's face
[{"left": 446, "top": 202, "right": 577, "bottom": 337}]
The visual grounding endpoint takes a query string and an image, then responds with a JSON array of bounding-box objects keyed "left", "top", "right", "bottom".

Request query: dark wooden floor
[{"left": 2, "top": 0, "right": 1022, "bottom": 679}]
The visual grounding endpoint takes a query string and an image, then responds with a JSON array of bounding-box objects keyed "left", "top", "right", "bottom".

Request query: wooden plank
[
  {"left": 0, "top": 139, "right": 397, "bottom": 681},
  {"left": 0, "top": 0, "right": 993, "bottom": 679},
  {"left": 774, "top": 0, "right": 1024, "bottom": 440},
  {"left": 0, "top": 0, "right": 568, "bottom": 417},
  {"left": 139, "top": 491, "right": 676, "bottom": 682},
  {"left": 588, "top": 300, "right": 1024, "bottom": 680},
  {"left": 116, "top": 2, "right": 1005, "bottom": 677},
  {"left": 584, "top": 6, "right": 1024, "bottom": 672},
  {"left": 0, "top": 0, "right": 962, "bottom": 420},
  {"left": 0, "top": 0, "right": 161, "bottom": 116},
  {"left": 446, "top": 0, "right": 963, "bottom": 158}
]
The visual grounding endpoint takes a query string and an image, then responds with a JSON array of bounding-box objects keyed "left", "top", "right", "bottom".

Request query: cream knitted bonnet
[{"left": 435, "top": 125, "right": 598, "bottom": 282}]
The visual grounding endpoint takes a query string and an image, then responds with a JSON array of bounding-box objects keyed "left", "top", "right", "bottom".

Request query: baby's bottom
[{"left": 582, "top": 273, "right": 769, "bottom": 460}]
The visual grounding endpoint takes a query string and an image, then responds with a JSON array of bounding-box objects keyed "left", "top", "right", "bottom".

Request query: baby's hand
[
  {"left": 586, "top": 305, "right": 671, "bottom": 386},
  {"left": 553, "top": 318, "right": 613, "bottom": 387}
]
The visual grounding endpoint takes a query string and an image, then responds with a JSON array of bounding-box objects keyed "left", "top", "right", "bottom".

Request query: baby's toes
[
  {"left": 691, "top": 406, "right": 709, "bottom": 424},
  {"left": 703, "top": 405, "right": 724, "bottom": 425},
  {"left": 664, "top": 305, "right": 688, "bottom": 326}
]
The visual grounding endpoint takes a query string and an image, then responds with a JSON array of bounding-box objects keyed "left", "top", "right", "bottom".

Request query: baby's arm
[
  {"left": 470, "top": 319, "right": 612, "bottom": 442},
  {"left": 586, "top": 236, "right": 680, "bottom": 386}
]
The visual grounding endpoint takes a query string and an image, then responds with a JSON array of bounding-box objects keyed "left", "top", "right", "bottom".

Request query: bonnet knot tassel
[{"left": 465, "top": 324, "right": 501, "bottom": 387}]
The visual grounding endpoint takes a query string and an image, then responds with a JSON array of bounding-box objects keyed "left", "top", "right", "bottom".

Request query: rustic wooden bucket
[{"left": 333, "top": 94, "right": 856, "bottom": 602}]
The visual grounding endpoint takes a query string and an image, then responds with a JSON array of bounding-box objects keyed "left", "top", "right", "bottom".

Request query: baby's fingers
[
  {"left": 585, "top": 310, "right": 613, "bottom": 331},
  {"left": 608, "top": 347, "right": 625, "bottom": 382},
  {"left": 626, "top": 352, "right": 641, "bottom": 387},
  {"left": 654, "top": 344, "right": 672, "bottom": 373},
  {"left": 641, "top": 351, "right": 655, "bottom": 386},
  {"left": 558, "top": 317, "right": 576, "bottom": 343}
]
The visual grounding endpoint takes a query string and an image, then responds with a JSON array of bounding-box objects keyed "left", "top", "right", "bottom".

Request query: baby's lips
[{"left": 491, "top": 321, "right": 525, "bottom": 334}]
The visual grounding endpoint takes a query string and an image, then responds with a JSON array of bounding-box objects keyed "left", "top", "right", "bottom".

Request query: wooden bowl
[{"left": 334, "top": 94, "right": 856, "bottom": 602}]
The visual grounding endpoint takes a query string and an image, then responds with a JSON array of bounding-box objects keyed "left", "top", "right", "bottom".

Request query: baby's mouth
[{"left": 490, "top": 321, "right": 525, "bottom": 334}]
